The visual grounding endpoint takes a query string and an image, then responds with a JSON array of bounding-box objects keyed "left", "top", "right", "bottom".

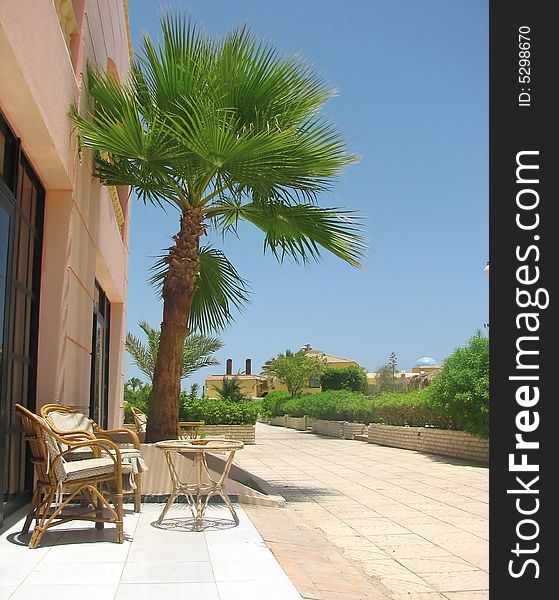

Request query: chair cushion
[
  {"left": 48, "top": 410, "right": 95, "bottom": 435},
  {"left": 63, "top": 457, "right": 132, "bottom": 482}
]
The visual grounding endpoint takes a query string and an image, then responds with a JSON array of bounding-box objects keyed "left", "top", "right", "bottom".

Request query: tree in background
[
  {"left": 123, "top": 378, "right": 152, "bottom": 423},
  {"left": 427, "top": 331, "right": 489, "bottom": 437},
  {"left": 127, "top": 377, "right": 143, "bottom": 392},
  {"left": 125, "top": 320, "right": 222, "bottom": 383},
  {"left": 265, "top": 350, "right": 326, "bottom": 397},
  {"left": 321, "top": 365, "right": 368, "bottom": 393},
  {"left": 71, "top": 14, "right": 364, "bottom": 441},
  {"left": 369, "top": 364, "right": 397, "bottom": 396}
]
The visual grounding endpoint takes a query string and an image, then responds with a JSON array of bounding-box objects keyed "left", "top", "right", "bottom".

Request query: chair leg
[
  {"left": 134, "top": 474, "right": 141, "bottom": 513},
  {"left": 95, "top": 485, "right": 104, "bottom": 530},
  {"left": 22, "top": 487, "right": 41, "bottom": 534},
  {"left": 115, "top": 491, "right": 124, "bottom": 544},
  {"left": 29, "top": 487, "right": 56, "bottom": 549}
]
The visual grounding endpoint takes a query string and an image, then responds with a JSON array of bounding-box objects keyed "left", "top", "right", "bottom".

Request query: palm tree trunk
[{"left": 145, "top": 208, "right": 205, "bottom": 442}]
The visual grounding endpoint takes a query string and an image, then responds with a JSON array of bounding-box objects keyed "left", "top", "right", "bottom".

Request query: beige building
[
  {"left": 205, "top": 358, "right": 268, "bottom": 399},
  {"left": 205, "top": 345, "right": 362, "bottom": 398},
  {"left": 1, "top": 0, "right": 132, "bottom": 525}
]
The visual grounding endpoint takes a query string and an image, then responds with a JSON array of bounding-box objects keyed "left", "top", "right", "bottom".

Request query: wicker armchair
[
  {"left": 16, "top": 404, "right": 126, "bottom": 549},
  {"left": 40, "top": 404, "right": 147, "bottom": 513},
  {"left": 130, "top": 407, "right": 204, "bottom": 440},
  {"left": 130, "top": 406, "right": 147, "bottom": 433}
]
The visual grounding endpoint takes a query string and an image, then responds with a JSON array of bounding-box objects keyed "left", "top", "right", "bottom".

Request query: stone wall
[
  {"left": 310, "top": 419, "right": 366, "bottom": 440},
  {"left": 285, "top": 415, "right": 309, "bottom": 431},
  {"left": 270, "top": 416, "right": 287, "bottom": 427},
  {"left": 368, "top": 424, "right": 488, "bottom": 464},
  {"left": 200, "top": 425, "right": 256, "bottom": 445}
]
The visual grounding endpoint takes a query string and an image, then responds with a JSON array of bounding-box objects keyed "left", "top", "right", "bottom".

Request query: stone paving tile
[
  {"left": 443, "top": 591, "right": 489, "bottom": 600},
  {"left": 237, "top": 424, "right": 489, "bottom": 599},
  {"left": 420, "top": 570, "right": 489, "bottom": 593}
]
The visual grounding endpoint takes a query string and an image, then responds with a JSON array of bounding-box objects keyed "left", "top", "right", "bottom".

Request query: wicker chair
[
  {"left": 130, "top": 406, "right": 147, "bottom": 433},
  {"left": 40, "top": 404, "right": 146, "bottom": 513},
  {"left": 15, "top": 404, "right": 126, "bottom": 549},
  {"left": 130, "top": 406, "right": 204, "bottom": 440}
]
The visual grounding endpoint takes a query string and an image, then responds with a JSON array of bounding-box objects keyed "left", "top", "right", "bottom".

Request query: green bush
[
  {"left": 320, "top": 366, "right": 368, "bottom": 393},
  {"left": 427, "top": 331, "right": 489, "bottom": 438},
  {"left": 260, "top": 391, "right": 292, "bottom": 417},
  {"left": 123, "top": 382, "right": 151, "bottom": 423},
  {"left": 371, "top": 390, "right": 453, "bottom": 429},
  {"left": 180, "top": 396, "right": 259, "bottom": 425},
  {"left": 281, "top": 390, "right": 375, "bottom": 423}
]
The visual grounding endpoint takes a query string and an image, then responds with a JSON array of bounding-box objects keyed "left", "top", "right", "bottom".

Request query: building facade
[{"left": 0, "top": 0, "right": 132, "bottom": 526}]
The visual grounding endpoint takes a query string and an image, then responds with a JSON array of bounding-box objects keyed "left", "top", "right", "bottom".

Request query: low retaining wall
[
  {"left": 270, "top": 415, "right": 287, "bottom": 427},
  {"left": 200, "top": 424, "right": 255, "bottom": 445},
  {"left": 368, "top": 424, "right": 488, "bottom": 464},
  {"left": 132, "top": 425, "right": 255, "bottom": 444},
  {"left": 310, "top": 419, "right": 366, "bottom": 440},
  {"left": 285, "top": 415, "right": 308, "bottom": 431}
]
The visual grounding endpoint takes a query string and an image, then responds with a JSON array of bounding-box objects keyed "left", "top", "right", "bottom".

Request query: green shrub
[
  {"left": 260, "top": 391, "right": 292, "bottom": 417},
  {"left": 180, "top": 396, "right": 259, "bottom": 425},
  {"left": 320, "top": 366, "right": 368, "bottom": 393},
  {"left": 427, "top": 331, "right": 489, "bottom": 437},
  {"left": 123, "top": 382, "right": 151, "bottom": 423},
  {"left": 281, "top": 390, "right": 375, "bottom": 423},
  {"left": 371, "top": 390, "right": 453, "bottom": 428}
]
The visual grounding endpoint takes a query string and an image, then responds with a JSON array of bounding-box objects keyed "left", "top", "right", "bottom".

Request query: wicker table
[{"left": 154, "top": 438, "right": 244, "bottom": 530}]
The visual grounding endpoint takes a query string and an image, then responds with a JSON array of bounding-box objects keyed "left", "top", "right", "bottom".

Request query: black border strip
[{"left": 490, "top": 1, "right": 557, "bottom": 596}]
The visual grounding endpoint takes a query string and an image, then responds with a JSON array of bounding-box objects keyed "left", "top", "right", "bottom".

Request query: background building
[
  {"left": 205, "top": 345, "right": 361, "bottom": 398},
  {"left": 0, "top": 0, "right": 132, "bottom": 525}
]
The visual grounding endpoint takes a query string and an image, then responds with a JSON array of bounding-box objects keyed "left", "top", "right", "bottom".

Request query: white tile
[
  {"left": 207, "top": 540, "right": 273, "bottom": 561},
  {"left": 115, "top": 582, "right": 220, "bottom": 600},
  {"left": 41, "top": 539, "right": 132, "bottom": 563},
  {"left": 24, "top": 562, "right": 125, "bottom": 585},
  {"left": 127, "top": 542, "right": 209, "bottom": 563},
  {"left": 0, "top": 585, "right": 17, "bottom": 600},
  {"left": 217, "top": 579, "right": 302, "bottom": 600},
  {"left": 212, "top": 555, "right": 287, "bottom": 582},
  {"left": 0, "top": 563, "right": 36, "bottom": 586},
  {"left": 10, "top": 584, "right": 118, "bottom": 600},
  {"left": 120, "top": 561, "right": 214, "bottom": 584}
]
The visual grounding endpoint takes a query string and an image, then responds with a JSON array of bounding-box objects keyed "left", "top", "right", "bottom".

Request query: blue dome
[{"left": 415, "top": 356, "right": 438, "bottom": 367}]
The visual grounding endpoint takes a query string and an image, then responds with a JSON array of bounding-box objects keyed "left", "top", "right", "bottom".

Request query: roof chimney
[
  {"left": 245, "top": 358, "right": 252, "bottom": 375},
  {"left": 226, "top": 358, "right": 233, "bottom": 375}
]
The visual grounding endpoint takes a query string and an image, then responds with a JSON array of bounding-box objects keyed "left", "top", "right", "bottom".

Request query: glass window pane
[
  {"left": 0, "top": 129, "right": 5, "bottom": 179},
  {"left": 16, "top": 219, "right": 29, "bottom": 285},
  {"left": 20, "top": 172, "right": 32, "bottom": 218},
  {"left": 12, "top": 288, "right": 26, "bottom": 356}
]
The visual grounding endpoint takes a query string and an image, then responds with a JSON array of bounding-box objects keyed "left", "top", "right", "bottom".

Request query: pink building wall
[{"left": 0, "top": 0, "right": 132, "bottom": 426}]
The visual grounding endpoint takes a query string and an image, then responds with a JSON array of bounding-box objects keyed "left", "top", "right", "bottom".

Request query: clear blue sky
[{"left": 125, "top": 0, "right": 488, "bottom": 388}]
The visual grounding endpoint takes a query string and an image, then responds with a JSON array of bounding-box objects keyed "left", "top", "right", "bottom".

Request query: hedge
[
  {"left": 259, "top": 389, "right": 454, "bottom": 429},
  {"left": 372, "top": 390, "right": 454, "bottom": 429},
  {"left": 181, "top": 397, "right": 259, "bottom": 425}
]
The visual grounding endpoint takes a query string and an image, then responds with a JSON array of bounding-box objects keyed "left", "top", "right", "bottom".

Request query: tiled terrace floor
[
  {"left": 235, "top": 423, "right": 489, "bottom": 600},
  {"left": 0, "top": 502, "right": 301, "bottom": 600}
]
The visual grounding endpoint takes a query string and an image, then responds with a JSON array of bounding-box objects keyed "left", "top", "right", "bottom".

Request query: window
[
  {"left": 90, "top": 282, "right": 110, "bottom": 428},
  {"left": 0, "top": 112, "right": 44, "bottom": 526},
  {"left": 309, "top": 377, "right": 321, "bottom": 388}
]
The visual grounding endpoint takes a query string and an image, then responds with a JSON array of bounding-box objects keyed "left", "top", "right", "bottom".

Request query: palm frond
[
  {"left": 126, "top": 320, "right": 222, "bottom": 382},
  {"left": 125, "top": 331, "right": 156, "bottom": 381},
  {"left": 189, "top": 246, "right": 251, "bottom": 334},
  {"left": 210, "top": 201, "right": 366, "bottom": 268}
]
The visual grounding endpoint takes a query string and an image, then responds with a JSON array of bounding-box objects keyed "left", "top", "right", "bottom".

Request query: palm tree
[
  {"left": 126, "top": 377, "right": 143, "bottom": 392},
  {"left": 215, "top": 376, "right": 246, "bottom": 402},
  {"left": 70, "top": 14, "right": 366, "bottom": 441},
  {"left": 125, "top": 320, "right": 222, "bottom": 383}
]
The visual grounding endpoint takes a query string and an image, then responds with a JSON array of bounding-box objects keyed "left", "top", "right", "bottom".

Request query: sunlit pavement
[{"left": 235, "top": 423, "right": 489, "bottom": 600}]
